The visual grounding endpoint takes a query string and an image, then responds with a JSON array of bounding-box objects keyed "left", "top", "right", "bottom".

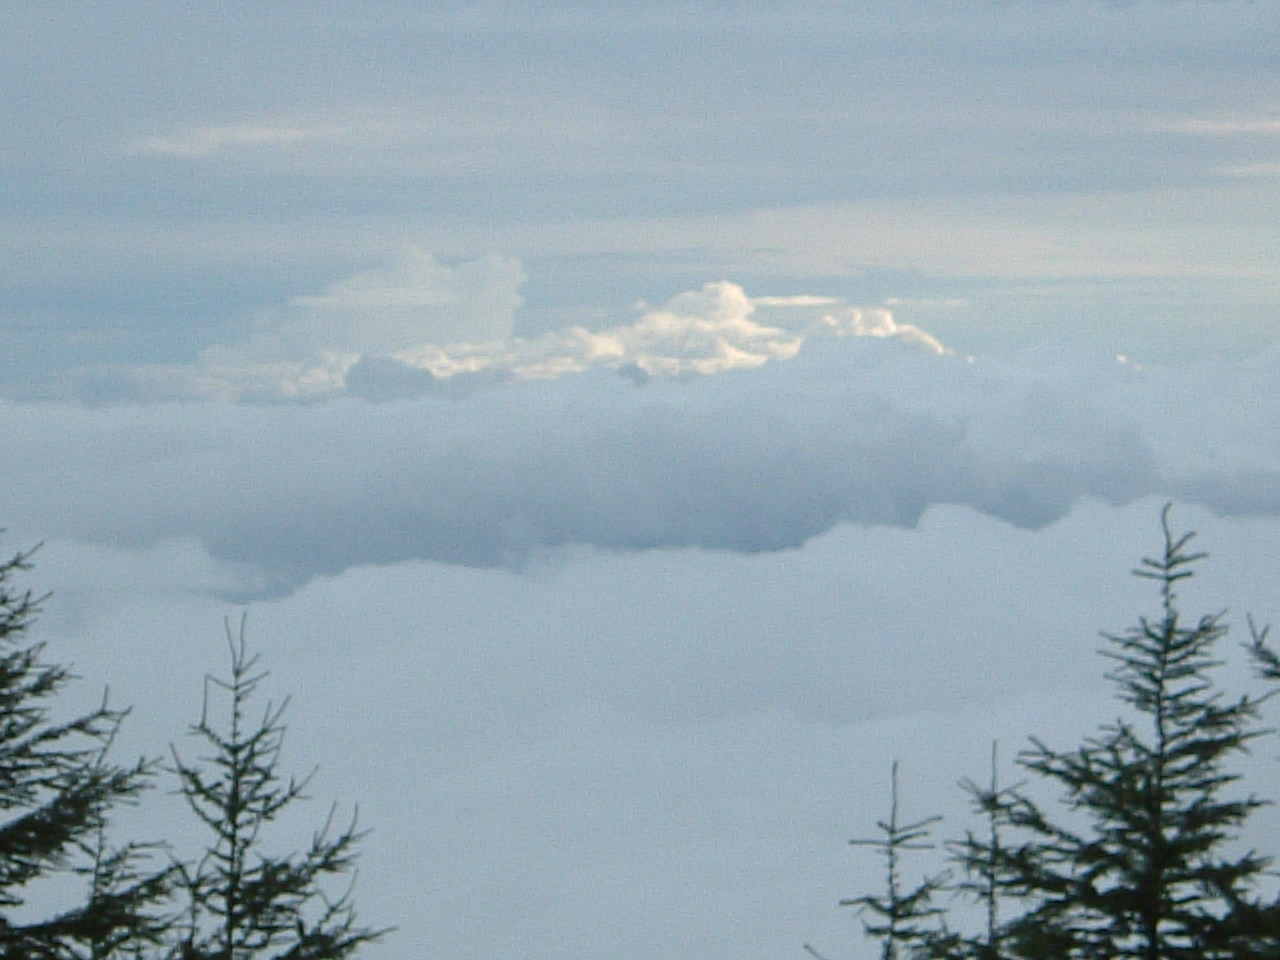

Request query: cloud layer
[{"left": 7, "top": 335, "right": 1278, "bottom": 596}]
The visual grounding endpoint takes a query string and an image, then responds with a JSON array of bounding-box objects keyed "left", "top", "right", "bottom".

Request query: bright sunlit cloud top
[{"left": 24, "top": 251, "right": 947, "bottom": 404}]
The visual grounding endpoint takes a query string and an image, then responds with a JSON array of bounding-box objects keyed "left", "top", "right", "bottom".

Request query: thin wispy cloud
[
  {"left": 123, "top": 100, "right": 640, "bottom": 179},
  {"left": 1155, "top": 116, "right": 1280, "bottom": 136},
  {"left": 1221, "top": 162, "right": 1280, "bottom": 179},
  {"left": 130, "top": 122, "right": 350, "bottom": 158}
]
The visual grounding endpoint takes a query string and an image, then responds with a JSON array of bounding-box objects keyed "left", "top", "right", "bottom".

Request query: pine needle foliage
[
  {"left": 0, "top": 541, "right": 166, "bottom": 960},
  {"left": 66, "top": 827, "right": 172, "bottom": 960},
  {"left": 951, "top": 505, "right": 1275, "bottom": 959},
  {"left": 166, "top": 618, "right": 385, "bottom": 960}
]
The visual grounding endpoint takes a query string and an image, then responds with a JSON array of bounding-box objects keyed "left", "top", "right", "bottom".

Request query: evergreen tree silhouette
[
  {"left": 953, "top": 506, "right": 1275, "bottom": 959},
  {"left": 166, "top": 618, "right": 385, "bottom": 960},
  {"left": 0, "top": 541, "right": 167, "bottom": 959}
]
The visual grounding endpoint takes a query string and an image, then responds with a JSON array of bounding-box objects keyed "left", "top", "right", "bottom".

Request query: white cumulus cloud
[
  {"left": 43, "top": 258, "right": 948, "bottom": 404},
  {"left": 369, "top": 279, "right": 947, "bottom": 391}
]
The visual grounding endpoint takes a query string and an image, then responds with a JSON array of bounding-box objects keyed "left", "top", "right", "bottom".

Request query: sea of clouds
[{"left": 7, "top": 261, "right": 1280, "bottom": 960}]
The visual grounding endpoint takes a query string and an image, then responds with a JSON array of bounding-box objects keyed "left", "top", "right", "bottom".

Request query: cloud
[
  {"left": 805, "top": 305, "right": 947, "bottom": 355},
  {"left": 43, "top": 265, "right": 948, "bottom": 405},
  {"left": 5, "top": 338, "right": 1279, "bottom": 597},
  {"left": 382, "top": 280, "right": 811, "bottom": 384},
  {"left": 220, "top": 247, "right": 525, "bottom": 361},
  {"left": 1155, "top": 116, "right": 1280, "bottom": 136},
  {"left": 59, "top": 248, "right": 529, "bottom": 404},
  {"left": 344, "top": 356, "right": 515, "bottom": 403},
  {"left": 1221, "top": 162, "right": 1280, "bottom": 179},
  {"left": 378, "top": 279, "right": 947, "bottom": 385},
  {"left": 752, "top": 295, "right": 840, "bottom": 307},
  {"left": 130, "top": 122, "right": 350, "bottom": 158},
  {"left": 120, "top": 99, "right": 639, "bottom": 181}
]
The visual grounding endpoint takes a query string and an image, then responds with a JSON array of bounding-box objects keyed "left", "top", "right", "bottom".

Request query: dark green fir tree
[
  {"left": 831, "top": 762, "right": 948, "bottom": 960},
  {"left": 0, "top": 541, "right": 167, "bottom": 960},
  {"left": 935, "top": 743, "right": 1016, "bottom": 960},
  {"left": 166, "top": 618, "right": 385, "bottom": 960},
  {"left": 951, "top": 505, "right": 1277, "bottom": 959}
]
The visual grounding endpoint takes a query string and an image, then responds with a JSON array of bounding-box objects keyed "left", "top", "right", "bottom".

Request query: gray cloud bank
[{"left": 7, "top": 338, "right": 1279, "bottom": 596}]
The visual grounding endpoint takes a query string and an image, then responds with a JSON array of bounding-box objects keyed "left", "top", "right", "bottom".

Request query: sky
[{"left": 3, "top": 2, "right": 1280, "bottom": 958}]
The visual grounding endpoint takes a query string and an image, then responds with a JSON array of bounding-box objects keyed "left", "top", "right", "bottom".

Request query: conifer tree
[
  {"left": 842, "top": 762, "right": 948, "bottom": 960},
  {"left": 0, "top": 542, "right": 167, "bottom": 960},
  {"left": 938, "top": 744, "right": 1015, "bottom": 960},
  {"left": 166, "top": 618, "right": 384, "bottom": 960},
  {"left": 953, "top": 506, "right": 1274, "bottom": 959}
]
